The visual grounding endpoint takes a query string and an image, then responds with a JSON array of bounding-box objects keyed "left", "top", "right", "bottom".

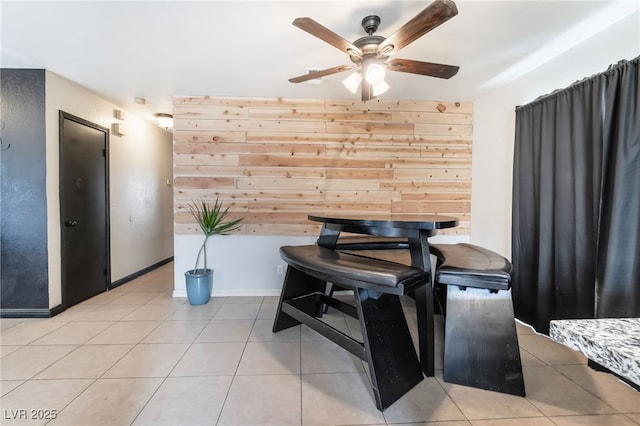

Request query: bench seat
[
  {"left": 430, "top": 243, "right": 525, "bottom": 397},
  {"left": 430, "top": 243, "right": 511, "bottom": 291},
  {"left": 280, "top": 244, "right": 427, "bottom": 294},
  {"left": 273, "top": 244, "right": 430, "bottom": 411}
]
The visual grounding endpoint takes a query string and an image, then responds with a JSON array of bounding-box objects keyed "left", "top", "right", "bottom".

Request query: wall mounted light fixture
[{"left": 154, "top": 113, "right": 174, "bottom": 130}]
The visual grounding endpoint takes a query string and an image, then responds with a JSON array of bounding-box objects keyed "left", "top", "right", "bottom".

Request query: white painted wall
[
  {"left": 172, "top": 233, "right": 468, "bottom": 297},
  {"left": 471, "top": 10, "right": 639, "bottom": 258},
  {"left": 173, "top": 235, "right": 316, "bottom": 297},
  {"left": 108, "top": 114, "right": 174, "bottom": 280},
  {"left": 45, "top": 71, "right": 173, "bottom": 308}
]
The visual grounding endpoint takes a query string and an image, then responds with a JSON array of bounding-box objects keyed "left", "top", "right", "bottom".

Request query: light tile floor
[{"left": 1, "top": 262, "right": 639, "bottom": 425}]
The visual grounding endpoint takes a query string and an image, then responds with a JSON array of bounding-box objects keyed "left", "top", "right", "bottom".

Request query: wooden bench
[
  {"left": 430, "top": 243, "right": 525, "bottom": 396},
  {"left": 272, "top": 244, "right": 430, "bottom": 411}
]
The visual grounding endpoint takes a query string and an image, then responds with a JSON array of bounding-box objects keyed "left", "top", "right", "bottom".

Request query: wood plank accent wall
[{"left": 173, "top": 96, "right": 472, "bottom": 236}]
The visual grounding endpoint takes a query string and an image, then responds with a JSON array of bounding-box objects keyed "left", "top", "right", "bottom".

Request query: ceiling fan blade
[
  {"left": 377, "top": 0, "right": 458, "bottom": 57},
  {"left": 387, "top": 58, "right": 459, "bottom": 79},
  {"left": 293, "top": 17, "right": 363, "bottom": 58},
  {"left": 288, "top": 65, "right": 354, "bottom": 83}
]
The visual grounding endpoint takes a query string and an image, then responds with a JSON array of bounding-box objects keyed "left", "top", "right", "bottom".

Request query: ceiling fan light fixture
[
  {"left": 364, "top": 61, "right": 386, "bottom": 85},
  {"left": 342, "top": 72, "right": 362, "bottom": 94},
  {"left": 372, "top": 80, "right": 390, "bottom": 97}
]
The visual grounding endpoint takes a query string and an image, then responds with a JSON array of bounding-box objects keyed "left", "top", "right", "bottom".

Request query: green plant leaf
[{"left": 187, "top": 197, "right": 243, "bottom": 270}]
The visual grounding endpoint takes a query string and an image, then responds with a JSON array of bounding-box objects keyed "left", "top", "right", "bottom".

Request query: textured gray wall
[{"left": 1, "top": 69, "right": 49, "bottom": 310}]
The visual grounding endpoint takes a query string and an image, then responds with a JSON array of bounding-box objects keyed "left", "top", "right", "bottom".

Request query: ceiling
[{"left": 1, "top": 1, "right": 638, "bottom": 123}]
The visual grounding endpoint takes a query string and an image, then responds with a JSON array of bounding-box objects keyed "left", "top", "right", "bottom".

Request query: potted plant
[{"left": 185, "top": 198, "right": 242, "bottom": 305}]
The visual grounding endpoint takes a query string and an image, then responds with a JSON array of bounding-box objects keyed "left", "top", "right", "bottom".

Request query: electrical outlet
[{"left": 276, "top": 264, "right": 284, "bottom": 275}]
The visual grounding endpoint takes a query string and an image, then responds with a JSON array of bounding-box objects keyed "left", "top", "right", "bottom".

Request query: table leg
[
  {"left": 409, "top": 229, "right": 435, "bottom": 377},
  {"left": 316, "top": 224, "right": 341, "bottom": 248},
  {"left": 316, "top": 224, "right": 342, "bottom": 313}
]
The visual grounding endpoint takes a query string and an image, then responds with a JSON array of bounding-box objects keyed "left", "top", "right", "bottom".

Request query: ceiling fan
[{"left": 289, "top": 0, "right": 460, "bottom": 101}]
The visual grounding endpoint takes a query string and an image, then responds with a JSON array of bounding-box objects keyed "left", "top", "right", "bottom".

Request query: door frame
[{"left": 58, "top": 111, "right": 111, "bottom": 307}]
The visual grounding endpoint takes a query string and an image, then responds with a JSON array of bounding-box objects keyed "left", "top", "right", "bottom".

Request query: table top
[{"left": 308, "top": 213, "right": 459, "bottom": 231}]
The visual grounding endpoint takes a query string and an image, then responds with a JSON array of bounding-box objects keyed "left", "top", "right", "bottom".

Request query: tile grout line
[
  {"left": 51, "top": 277, "right": 175, "bottom": 424},
  {"left": 41, "top": 377, "right": 100, "bottom": 426},
  {"left": 98, "top": 289, "right": 168, "bottom": 426},
  {"left": 214, "top": 299, "right": 260, "bottom": 426},
  {"left": 549, "top": 363, "right": 625, "bottom": 416}
]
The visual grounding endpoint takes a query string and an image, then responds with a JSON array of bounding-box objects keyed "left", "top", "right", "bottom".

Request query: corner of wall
[{"left": 44, "top": 70, "right": 63, "bottom": 308}]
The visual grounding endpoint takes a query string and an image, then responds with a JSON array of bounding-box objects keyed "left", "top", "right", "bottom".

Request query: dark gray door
[{"left": 59, "top": 111, "right": 110, "bottom": 307}]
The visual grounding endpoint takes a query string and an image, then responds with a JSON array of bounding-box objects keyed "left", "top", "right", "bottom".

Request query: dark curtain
[
  {"left": 596, "top": 58, "right": 640, "bottom": 317},
  {"left": 512, "top": 57, "right": 639, "bottom": 334}
]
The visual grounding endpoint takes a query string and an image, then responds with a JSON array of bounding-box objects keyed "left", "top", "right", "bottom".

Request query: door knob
[{"left": 64, "top": 220, "right": 78, "bottom": 227}]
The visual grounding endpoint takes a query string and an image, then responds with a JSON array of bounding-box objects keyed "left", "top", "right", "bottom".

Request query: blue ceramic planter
[{"left": 185, "top": 269, "right": 213, "bottom": 305}]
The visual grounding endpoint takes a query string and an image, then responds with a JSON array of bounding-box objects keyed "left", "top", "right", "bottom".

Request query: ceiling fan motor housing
[
  {"left": 361, "top": 15, "right": 381, "bottom": 34},
  {"left": 352, "top": 35, "right": 386, "bottom": 62},
  {"left": 352, "top": 15, "right": 387, "bottom": 62}
]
